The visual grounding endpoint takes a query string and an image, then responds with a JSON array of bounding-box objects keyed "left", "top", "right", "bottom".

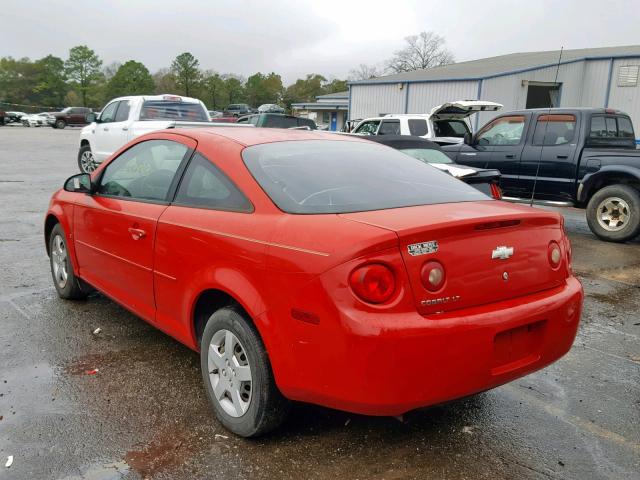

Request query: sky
[{"left": 2, "top": 0, "right": 640, "bottom": 83}]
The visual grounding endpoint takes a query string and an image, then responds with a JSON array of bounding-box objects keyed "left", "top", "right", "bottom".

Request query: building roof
[
  {"left": 315, "top": 91, "right": 349, "bottom": 99},
  {"left": 350, "top": 45, "right": 640, "bottom": 85}
]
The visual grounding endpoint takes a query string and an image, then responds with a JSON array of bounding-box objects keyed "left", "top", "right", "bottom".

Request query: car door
[
  {"left": 458, "top": 115, "right": 529, "bottom": 195},
  {"left": 103, "top": 100, "right": 133, "bottom": 155},
  {"left": 91, "top": 101, "right": 120, "bottom": 161},
  {"left": 73, "top": 137, "right": 194, "bottom": 322},
  {"left": 518, "top": 113, "right": 579, "bottom": 201}
]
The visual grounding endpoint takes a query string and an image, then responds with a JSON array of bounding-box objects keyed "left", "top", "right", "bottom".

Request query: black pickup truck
[{"left": 442, "top": 108, "right": 640, "bottom": 242}]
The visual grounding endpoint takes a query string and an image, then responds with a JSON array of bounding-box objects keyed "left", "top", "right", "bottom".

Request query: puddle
[{"left": 60, "top": 460, "right": 130, "bottom": 480}]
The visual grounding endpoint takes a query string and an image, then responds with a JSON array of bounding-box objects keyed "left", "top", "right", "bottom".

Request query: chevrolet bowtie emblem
[{"left": 492, "top": 246, "right": 514, "bottom": 260}]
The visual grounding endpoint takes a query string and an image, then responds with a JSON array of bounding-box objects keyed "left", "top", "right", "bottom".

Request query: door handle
[
  {"left": 102, "top": 127, "right": 109, "bottom": 132},
  {"left": 557, "top": 155, "right": 569, "bottom": 159},
  {"left": 122, "top": 127, "right": 129, "bottom": 131},
  {"left": 505, "top": 154, "right": 515, "bottom": 159},
  {"left": 128, "top": 227, "right": 146, "bottom": 240}
]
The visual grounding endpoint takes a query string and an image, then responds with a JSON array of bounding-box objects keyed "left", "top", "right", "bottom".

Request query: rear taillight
[
  {"left": 489, "top": 183, "right": 502, "bottom": 199},
  {"left": 349, "top": 263, "right": 396, "bottom": 304},
  {"left": 421, "top": 260, "right": 446, "bottom": 291},
  {"left": 548, "top": 241, "right": 562, "bottom": 269}
]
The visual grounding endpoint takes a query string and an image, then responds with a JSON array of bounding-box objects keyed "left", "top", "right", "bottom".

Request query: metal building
[{"left": 348, "top": 45, "right": 640, "bottom": 139}]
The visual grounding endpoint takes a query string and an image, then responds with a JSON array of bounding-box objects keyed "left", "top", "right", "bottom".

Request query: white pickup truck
[
  {"left": 351, "top": 100, "right": 503, "bottom": 145},
  {"left": 78, "top": 94, "right": 212, "bottom": 173}
]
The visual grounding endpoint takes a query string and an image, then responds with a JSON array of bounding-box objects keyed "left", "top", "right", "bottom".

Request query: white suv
[
  {"left": 78, "top": 94, "right": 210, "bottom": 173},
  {"left": 352, "top": 100, "right": 502, "bottom": 145}
]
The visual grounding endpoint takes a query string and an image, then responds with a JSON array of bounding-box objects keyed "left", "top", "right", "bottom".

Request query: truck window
[
  {"left": 99, "top": 102, "right": 119, "bottom": 124},
  {"left": 617, "top": 117, "right": 635, "bottom": 138},
  {"left": 354, "top": 120, "right": 380, "bottom": 135},
  {"left": 532, "top": 114, "right": 576, "bottom": 145},
  {"left": 114, "top": 101, "right": 131, "bottom": 122},
  {"left": 408, "top": 119, "right": 428, "bottom": 136},
  {"left": 590, "top": 115, "right": 634, "bottom": 139},
  {"left": 266, "top": 115, "right": 298, "bottom": 128},
  {"left": 476, "top": 115, "right": 526, "bottom": 146},
  {"left": 140, "top": 101, "right": 208, "bottom": 122},
  {"left": 378, "top": 120, "right": 400, "bottom": 135},
  {"left": 433, "top": 119, "right": 469, "bottom": 138}
]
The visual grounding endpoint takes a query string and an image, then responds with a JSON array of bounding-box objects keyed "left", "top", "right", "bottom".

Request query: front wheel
[
  {"left": 55, "top": 119, "right": 66, "bottom": 129},
  {"left": 586, "top": 184, "right": 640, "bottom": 242},
  {"left": 200, "top": 307, "right": 289, "bottom": 437},
  {"left": 78, "top": 145, "right": 97, "bottom": 173},
  {"left": 49, "top": 224, "right": 88, "bottom": 300}
]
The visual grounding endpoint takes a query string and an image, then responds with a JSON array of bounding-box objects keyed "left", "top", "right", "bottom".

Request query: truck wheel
[
  {"left": 77, "top": 145, "right": 97, "bottom": 173},
  {"left": 586, "top": 185, "right": 640, "bottom": 242},
  {"left": 55, "top": 119, "right": 66, "bottom": 129},
  {"left": 200, "top": 307, "right": 290, "bottom": 437}
]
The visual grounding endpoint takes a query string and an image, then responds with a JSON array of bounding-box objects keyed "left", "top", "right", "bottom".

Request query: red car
[{"left": 45, "top": 128, "right": 583, "bottom": 437}]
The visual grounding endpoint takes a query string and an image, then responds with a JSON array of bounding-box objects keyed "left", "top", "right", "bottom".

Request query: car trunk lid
[
  {"left": 339, "top": 201, "right": 567, "bottom": 315},
  {"left": 430, "top": 100, "right": 503, "bottom": 120}
]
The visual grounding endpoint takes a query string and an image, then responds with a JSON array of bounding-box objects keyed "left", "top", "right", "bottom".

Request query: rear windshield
[
  {"left": 242, "top": 140, "right": 488, "bottom": 214},
  {"left": 433, "top": 119, "right": 469, "bottom": 138},
  {"left": 400, "top": 148, "right": 453, "bottom": 164},
  {"left": 140, "top": 101, "right": 208, "bottom": 122}
]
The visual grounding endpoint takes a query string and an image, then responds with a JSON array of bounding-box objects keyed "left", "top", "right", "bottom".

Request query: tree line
[{"left": 0, "top": 31, "right": 453, "bottom": 112}]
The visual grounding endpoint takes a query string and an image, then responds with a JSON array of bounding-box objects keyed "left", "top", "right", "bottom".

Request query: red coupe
[{"left": 45, "top": 128, "right": 583, "bottom": 437}]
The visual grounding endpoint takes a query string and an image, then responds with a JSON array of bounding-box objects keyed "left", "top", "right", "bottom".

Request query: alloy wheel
[
  {"left": 80, "top": 150, "right": 97, "bottom": 173},
  {"left": 596, "top": 196, "right": 630, "bottom": 232},
  {"left": 207, "top": 329, "right": 253, "bottom": 417},
  {"left": 51, "top": 234, "right": 68, "bottom": 289}
]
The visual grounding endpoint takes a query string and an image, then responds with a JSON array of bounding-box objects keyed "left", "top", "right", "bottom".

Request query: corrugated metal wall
[
  {"left": 350, "top": 57, "right": 640, "bottom": 138},
  {"left": 608, "top": 58, "right": 640, "bottom": 131},
  {"left": 406, "top": 81, "right": 478, "bottom": 114},
  {"left": 349, "top": 84, "right": 405, "bottom": 119}
]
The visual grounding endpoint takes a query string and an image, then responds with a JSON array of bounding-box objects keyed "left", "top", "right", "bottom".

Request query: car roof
[
  {"left": 167, "top": 127, "right": 370, "bottom": 147},
  {"left": 364, "top": 135, "right": 442, "bottom": 150}
]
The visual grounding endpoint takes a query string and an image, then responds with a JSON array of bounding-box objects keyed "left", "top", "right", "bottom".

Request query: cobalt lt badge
[
  {"left": 491, "top": 245, "right": 514, "bottom": 260},
  {"left": 407, "top": 240, "right": 438, "bottom": 256}
]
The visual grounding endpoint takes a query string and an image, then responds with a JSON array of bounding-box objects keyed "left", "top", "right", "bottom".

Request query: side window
[
  {"left": 114, "top": 101, "right": 131, "bottom": 122},
  {"left": 408, "top": 119, "right": 428, "bottom": 136},
  {"left": 617, "top": 117, "right": 635, "bottom": 138},
  {"left": 433, "top": 120, "right": 469, "bottom": 138},
  {"left": 355, "top": 120, "right": 380, "bottom": 135},
  {"left": 532, "top": 114, "right": 576, "bottom": 145},
  {"left": 174, "top": 153, "right": 252, "bottom": 212},
  {"left": 99, "top": 102, "right": 119, "bottom": 124},
  {"left": 378, "top": 120, "right": 400, "bottom": 135},
  {"left": 477, "top": 115, "right": 526, "bottom": 146},
  {"left": 98, "top": 140, "right": 188, "bottom": 201}
]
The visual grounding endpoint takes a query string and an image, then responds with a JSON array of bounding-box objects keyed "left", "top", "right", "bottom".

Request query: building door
[
  {"left": 330, "top": 112, "right": 337, "bottom": 131},
  {"left": 525, "top": 82, "right": 561, "bottom": 109}
]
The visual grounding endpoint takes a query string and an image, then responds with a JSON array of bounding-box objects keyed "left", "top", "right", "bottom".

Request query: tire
[
  {"left": 586, "top": 184, "right": 640, "bottom": 242},
  {"left": 77, "top": 145, "right": 97, "bottom": 173},
  {"left": 200, "top": 307, "right": 289, "bottom": 437},
  {"left": 55, "top": 119, "right": 66, "bottom": 129},
  {"left": 49, "top": 224, "right": 88, "bottom": 300}
]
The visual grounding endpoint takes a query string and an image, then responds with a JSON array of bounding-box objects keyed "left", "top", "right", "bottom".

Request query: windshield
[
  {"left": 400, "top": 148, "right": 453, "bottom": 164},
  {"left": 140, "top": 101, "right": 208, "bottom": 122},
  {"left": 242, "top": 140, "right": 487, "bottom": 214}
]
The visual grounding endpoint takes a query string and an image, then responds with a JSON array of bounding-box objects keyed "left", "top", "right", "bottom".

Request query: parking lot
[{"left": 0, "top": 126, "right": 639, "bottom": 479}]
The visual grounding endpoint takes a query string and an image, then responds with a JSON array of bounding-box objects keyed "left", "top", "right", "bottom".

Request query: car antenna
[{"left": 530, "top": 46, "right": 564, "bottom": 207}]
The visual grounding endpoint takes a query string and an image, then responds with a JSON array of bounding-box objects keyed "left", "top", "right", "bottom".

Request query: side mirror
[
  {"left": 85, "top": 112, "right": 97, "bottom": 123},
  {"left": 463, "top": 132, "right": 475, "bottom": 145},
  {"left": 64, "top": 173, "right": 93, "bottom": 193}
]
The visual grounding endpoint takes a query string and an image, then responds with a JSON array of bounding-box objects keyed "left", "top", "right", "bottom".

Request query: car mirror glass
[{"left": 64, "top": 173, "right": 93, "bottom": 193}]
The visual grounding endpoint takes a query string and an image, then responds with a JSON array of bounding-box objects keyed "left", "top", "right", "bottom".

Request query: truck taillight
[
  {"left": 490, "top": 183, "right": 502, "bottom": 199},
  {"left": 349, "top": 263, "right": 396, "bottom": 304}
]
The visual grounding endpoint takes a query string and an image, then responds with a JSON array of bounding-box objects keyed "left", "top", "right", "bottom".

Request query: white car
[
  {"left": 78, "top": 94, "right": 211, "bottom": 173},
  {"left": 21, "top": 112, "right": 55, "bottom": 127},
  {"left": 351, "top": 100, "right": 502, "bottom": 145},
  {"left": 257, "top": 104, "right": 285, "bottom": 114}
]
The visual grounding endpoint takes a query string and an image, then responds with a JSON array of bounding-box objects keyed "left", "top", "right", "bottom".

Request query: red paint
[{"left": 46, "top": 128, "right": 583, "bottom": 416}]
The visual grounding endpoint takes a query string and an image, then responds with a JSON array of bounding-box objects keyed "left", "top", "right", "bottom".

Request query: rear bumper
[{"left": 276, "top": 276, "right": 583, "bottom": 416}]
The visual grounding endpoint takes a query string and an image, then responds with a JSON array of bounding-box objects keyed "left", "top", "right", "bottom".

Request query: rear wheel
[
  {"left": 55, "top": 119, "right": 66, "bottom": 129},
  {"left": 49, "top": 224, "right": 88, "bottom": 300},
  {"left": 78, "top": 145, "right": 97, "bottom": 173},
  {"left": 586, "top": 184, "right": 640, "bottom": 242},
  {"left": 200, "top": 307, "right": 289, "bottom": 437}
]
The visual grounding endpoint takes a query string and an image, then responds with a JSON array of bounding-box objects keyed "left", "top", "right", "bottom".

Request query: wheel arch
[
  {"left": 579, "top": 167, "right": 640, "bottom": 205},
  {"left": 44, "top": 213, "right": 60, "bottom": 256},
  {"left": 80, "top": 138, "right": 90, "bottom": 148}
]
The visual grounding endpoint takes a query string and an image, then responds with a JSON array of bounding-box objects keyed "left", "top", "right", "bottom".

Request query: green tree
[
  {"left": 153, "top": 68, "right": 178, "bottom": 94},
  {"left": 106, "top": 60, "right": 155, "bottom": 99},
  {"left": 0, "top": 57, "right": 40, "bottom": 107},
  {"left": 64, "top": 45, "right": 103, "bottom": 106},
  {"left": 282, "top": 74, "right": 327, "bottom": 110},
  {"left": 201, "top": 71, "right": 227, "bottom": 110},
  {"left": 33, "top": 55, "right": 67, "bottom": 106},
  {"left": 222, "top": 75, "right": 244, "bottom": 105},
  {"left": 244, "top": 72, "right": 283, "bottom": 107},
  {"left": 171, "top": 52, "right": 200, "bottom": 96},
  {"left": 323, "top": 78, "right": 348, "bottom": 94}
]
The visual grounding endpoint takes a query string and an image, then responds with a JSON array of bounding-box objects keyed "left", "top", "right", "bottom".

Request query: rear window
[
  {"left": 140, "top": 101, "right": 208, "bottom": 122},
  {"left": 264, "top": 116, "right": 298, "bottom": 128},
  {"left": 433, "top": 119, "right": 469, "bottom": 138},
  {"left": 589, "top": 115, "right": 636, "bottom": 146},
  {"left": 400, "top": 148, "right": 452, "bottom": 164},
  {"left": 242, "top": 140, "right": 487, "bottom": 214},
  {"left": 532, "top": 114, "right": 576, "bottom": 145}
]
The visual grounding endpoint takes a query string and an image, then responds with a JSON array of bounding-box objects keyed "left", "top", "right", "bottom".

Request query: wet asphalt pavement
[{"left": 0, "top": 126, "right": 639, "bottom": 480}]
